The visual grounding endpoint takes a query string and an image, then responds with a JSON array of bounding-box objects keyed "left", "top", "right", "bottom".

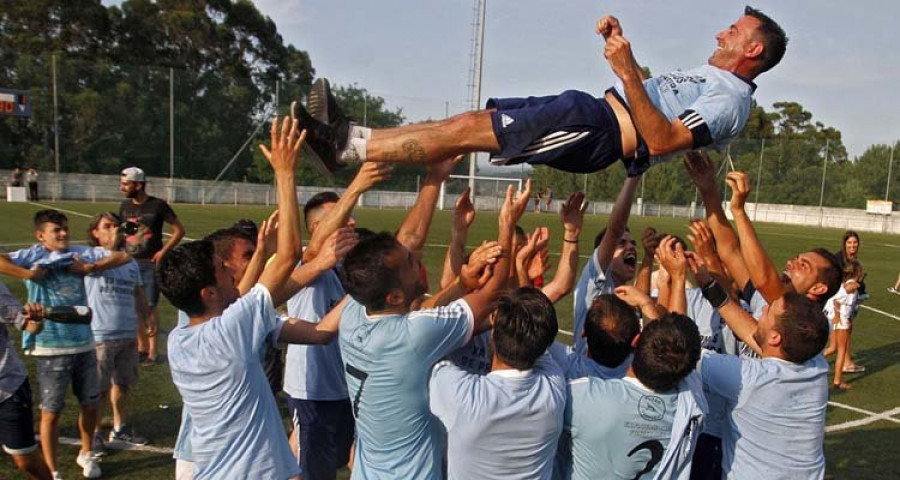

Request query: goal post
[{"left": 439, "top": 174, "right": 524, "bottom": 211}]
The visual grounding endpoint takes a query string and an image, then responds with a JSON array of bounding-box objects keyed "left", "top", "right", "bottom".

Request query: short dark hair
[
  {"left": 776, "top": 292, "right": 829, "bottom": 364},
  {"left": 744, "top": 6, "right": 787, "bottom": 74},
  {"left": 33, "top": 209, "right": 68, "bottom": 230},
  {"left": 810, "top": 248, "right": 841, "bottom": 303},
  {"left": 492, "top": 287, "right": 558, "bottom": 370},
  {"left": 584, "top": 294, "right": 640, "bottom": 368},
  {"left": 156, "top": 241, "right": 217, "bottom": 316},
  {"left": 514, "top": 225, "right": 526, "bottom": 241},
  {"left": 340, "top": 232, "right": 403, "bottom": 311},
  {"left": 304, "top": 191, "right": 341, "bottom": 231},
  {"left": 593, "top": 226, "right": 631, "bottom": 249},
  {"left": 205, "top": 227, "right": 255, "bottom": 262},
  {"left": 87, "top": 212, "right": 122, "bottom": 247},
  {"left": 632, "top": 314, "right": 702, "bottom": 393},
  {"left": 232, "top": 219, "right": 258, "bottom": 239}
]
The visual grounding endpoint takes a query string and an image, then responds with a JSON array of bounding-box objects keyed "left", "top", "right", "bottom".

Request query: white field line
[
  {"left": 825, "top": 404, "right": 900, "bottom": 433},
  {"left": 48, "top": 435, "right": 175, "bottom": 455},
  {"left": 859, "top": 304, "right": 900, "bottom": 322},
  {"left": 27, "top": 202, "right": 196, "bottom": 241}
]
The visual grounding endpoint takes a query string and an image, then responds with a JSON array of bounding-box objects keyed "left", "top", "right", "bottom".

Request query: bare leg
[
  {"left": 147, "top": 308, "right": 159, "bottom": 361},
  {"left": 110, "top": 384, "right": 129, "bottom": 429},
  {"left": 833, "top": 329, "right": 850, "bottom": 388},
  {"left": 40, "top": 411, "right": 60, "bottom": 473},
  {"left": 78, "top": 403, "right": 98, "bottom": 456},
  {"left": 367, "top": 111, "right": 499, "bottom": 164},
  {"left": 11, "top": 451, "right": 52, "bottom": 480}
]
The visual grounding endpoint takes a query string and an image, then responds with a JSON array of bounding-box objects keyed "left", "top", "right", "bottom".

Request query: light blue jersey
[
  {"left": 572, "top": 252, "right": 616, "bottom": 356},
  {"left": 8, "top": 244, "right": 106, "bottom": 354},
  {"left": 339, "top": 297, "right": 474, "bottom": 479},
  {"left": 84, "top": 257, "right": 142, "bottom": 342},
  {"left": 430, "top": 354, "right": 566, "bottom": 480},
  {"left": 447, "top": 330, "right": 493, "bottom": 375},
  {"left": 172, "top": 310, "right": 193, "bottom": 462},
  {"left": 548, "top": 341, "right": 630, "bottom": 380},
  {"left": 700, "top": 351, "right": 828, "bottom": 479},
  {"left": 612, "top": 64, "right": 755, "bottom": 165},
  {"left": 284, "top": 267, "right": 348, "bottom": 400},
  {"left": 168, "top": 285, "right": 299, "bottom": 480},
  {"left": 561, "top": 376, "right": 693, "bottom": 480}
]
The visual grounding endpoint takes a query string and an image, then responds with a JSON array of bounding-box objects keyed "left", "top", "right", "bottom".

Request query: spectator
[
  {"left": 10, "top": 166, "right": 23, "bottom": 187},
  {"left": 119, "top": 166, "right": 186, "bottom": 365},
  {"left": 26, "top": 167, "right": 39, "bottom": 201}
]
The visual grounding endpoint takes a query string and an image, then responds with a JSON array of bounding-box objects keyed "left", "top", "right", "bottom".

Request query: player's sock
[
  {"left": 349, "top": 124, "right": 372, "bottom": 140},
  {"left": 339, "top": 137, "right": 368, "bottom": 163}
]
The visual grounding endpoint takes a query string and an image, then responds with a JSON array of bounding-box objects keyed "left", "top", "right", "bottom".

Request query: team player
[
  {"left": 119, "top": 166, "right": 186, "bottom": 365},
  {"left": 558, "top": 309, "right": 704, "bottom": 480},
  {"left": 429, "top": 287, "right": 565, "bottom": 480},
  {"left": 0, "top": 209, "right": 131, "bottom": 479},
  {"left": 1, "top": 285, "right": 52, "bottom": 480},
  {"left": 335, "top": 181, "right": 531, "bottom": 479},
  {"left": 84, "top": 212, "right": 151, "bottom": 456},
  {"left": 160, "top": 117, "right": 355, "bottom": 479},
  {"left": 294, "top": 8, "right": 786, "bottom": 179}
]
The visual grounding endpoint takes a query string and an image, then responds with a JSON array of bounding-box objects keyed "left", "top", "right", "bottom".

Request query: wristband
[
  {"left": 563, "top": 238, "right": 579, "bottom": 244},
  {"left": 700, "top": 279, "right": 730, "bottom": 309}
]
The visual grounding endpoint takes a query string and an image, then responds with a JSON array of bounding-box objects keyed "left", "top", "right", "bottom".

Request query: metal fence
[{"left": 3, "top": 170, "right": 897, "bottom": 235}]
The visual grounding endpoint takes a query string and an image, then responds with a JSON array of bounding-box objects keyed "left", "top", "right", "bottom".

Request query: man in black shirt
[{"left": 119, "top": 167, "right": 186, "bottom": 364}]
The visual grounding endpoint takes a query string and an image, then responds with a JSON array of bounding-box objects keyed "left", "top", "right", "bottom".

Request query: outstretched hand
[
  {"left": 318, "top": 228, "right": 359, "bottom": 270},
  {"left": 461, "top": 241, "right": 502, "bottom": 291},
  {"left": 259, "top": 116, "right": 306, "bottom": 172},
  {"left": 596, "top": 15, "right": 623, "bottom": 39},
  {"left": 614, "top": 285, "right": 653, "bottom": 310},
  {"left": 559, "top": 192, "right": 587, "bottom": 238},
  {"left": 726, "top": 171, "right": 751, "bottom": 213},
  {"left": 258, "top": 210, "right": 279, "bottom": 258},
  {"left": 655, "top": 235, "right": 687, "bottom": 278},
  {"left": 641, "top": 226, "right": 661, "bottom": 259},
  {"left": 499, "top": 179, "right": 532, "bottom": 229},
  {"left": 428, "top": 154, "right": 464, "bottom": 182},
  {"left": 454, "top": 187, "right": 476, "bottom": 232},
  {"left": 350, "top": 162, "right": 393, "bottom": 193},
  {"left": 683, "top": 150, "right": 717, "bottom": 193}
]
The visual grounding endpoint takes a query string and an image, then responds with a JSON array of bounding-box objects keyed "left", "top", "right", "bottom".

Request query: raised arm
[
  {"left": 238, "top": 210, "right": 278, "bottom": 295},
  {"left": 69, "top": 250, "right": 132, "bottom": 276},
  {"left": 597, "top": 16, "right": 693, "bottom": 156},
  {"left": 614, "top": 285, "right": 663, "bottom": 325},
  {"left": 303, "top": 162, "right": 392, "bottom": 262},
  {"left": 440, "top": 187, "right": 475, "bottom": 289},
  {"left": 684, "top": 151, "right": 751, "bottom": 290},
  {"left": 596, "top": 176, "right": 640, "bottom": 270},
  {"left": 634, "top": 226, "right": 660, "bottom": 295},
  {"left": 273, "top": 228, "right": 358, "bottom": 307},
  {"left": 423, "top": 241, "right": 501, "bottom": 309},
  {"left": 0, "top": 254, "right": 45, "bottom": 281},
  {"left": 464, "top": 179, "right": 532, "bottom": 334},
  {"left": 256, "top": 116, "right": 305, "bottom": 294},
  {"left": 276, "top": 296, "right": 349, "bottom": 345},
  {"left": 542, "top": 192, "right": 587, "bottom": 303},
  {"left": 725, "top": 171, "right": 785, "bottom": 303},
  {"left": 656, "top": 236, "right": 688, "bottom": 315},
  {"left": 396, "top": 155, "right": 462, "bottom": 252}
]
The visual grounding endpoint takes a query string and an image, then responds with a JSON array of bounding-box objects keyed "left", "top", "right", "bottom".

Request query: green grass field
[{"left": 1, "top": 200, "right": 898, "bottom": 479}]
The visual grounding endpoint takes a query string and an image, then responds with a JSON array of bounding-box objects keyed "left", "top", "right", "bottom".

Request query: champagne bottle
[{"left": 43, "top": 306, "right": 93, "bottom": 325}]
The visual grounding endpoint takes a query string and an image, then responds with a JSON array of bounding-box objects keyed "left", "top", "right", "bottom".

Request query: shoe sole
[
  {"left": 309, "top": 79, "right": 330, "bottom": 125},
  {"left": 291, "top": 101, "right": 336, "bottom": 178}
]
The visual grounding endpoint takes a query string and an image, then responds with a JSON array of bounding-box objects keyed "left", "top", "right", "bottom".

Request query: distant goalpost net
[{"left": 439, "top": 174, "right": 524, "bottom": 211}]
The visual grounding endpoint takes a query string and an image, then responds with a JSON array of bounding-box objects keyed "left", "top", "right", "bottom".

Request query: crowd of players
[{"left": 0, "top": 6, "right": 883, "bottom": 480}]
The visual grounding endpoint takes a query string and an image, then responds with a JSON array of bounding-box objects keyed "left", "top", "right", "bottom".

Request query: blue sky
[{"left": 252, "top": 0, "right": 898, "bottom": 159}]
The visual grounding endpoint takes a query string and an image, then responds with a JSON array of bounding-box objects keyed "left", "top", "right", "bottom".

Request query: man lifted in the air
[{"left": 295, "top": 6, "right": 786, "bottom": 177}]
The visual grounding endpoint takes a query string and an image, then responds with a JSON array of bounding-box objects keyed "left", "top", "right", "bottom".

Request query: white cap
[{"left": 120, "top": 167, "right": 145, "bottom": 182}]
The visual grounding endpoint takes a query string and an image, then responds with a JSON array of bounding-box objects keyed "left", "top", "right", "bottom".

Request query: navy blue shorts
[
  {"left": 0, "top": 380, "right": 38, "bottom": 455},
  {"left": 287, "top": 397, "right": 354, "bottom": 480},
  {"left": 487, "top": 90, "right": 625, "bottom": 174}
]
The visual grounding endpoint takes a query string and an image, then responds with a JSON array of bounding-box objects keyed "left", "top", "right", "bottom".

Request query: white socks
[{"left": 339, "top": 124, "right": 372, "bottom": 163}]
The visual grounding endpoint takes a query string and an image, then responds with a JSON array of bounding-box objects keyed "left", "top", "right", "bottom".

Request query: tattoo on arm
[{"left": 402, "top": 139, "right": 427, "bottom": 163}]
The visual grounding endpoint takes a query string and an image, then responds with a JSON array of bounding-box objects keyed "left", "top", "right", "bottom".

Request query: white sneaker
[
  {"left": 888, "top": 287, "right": 899, "bottom": 295},
  {"left": 76, "top": 452, "right": 102, "bottom": 478},
  {"left": 53, "top": 472, "right": 64, "bottom": 480}
]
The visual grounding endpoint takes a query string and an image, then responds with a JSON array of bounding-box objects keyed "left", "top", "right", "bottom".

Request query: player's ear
[
  {"left": 808, "top": 282, "right": 828, "bottom": 298},
  {"left": 745, "top": 40, "right": 764, "bottom": 61},
  {"left": 630, "top": 333, "right": 641, "bottom": 348},
  {"left": 385, "top": 288, "right": 405, "bottom": 308}
]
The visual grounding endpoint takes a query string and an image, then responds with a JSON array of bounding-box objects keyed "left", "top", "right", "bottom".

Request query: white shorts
[{"left": 834, "top": 316, "right": 852, "bottom": 330}]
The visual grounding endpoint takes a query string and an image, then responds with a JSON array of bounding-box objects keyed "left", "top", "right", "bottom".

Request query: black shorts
[
  {"left": 0, "top": 379, "right": 39, "bottom": 455},
  {"left": 487, "top": 90, "right": 626, "bottom": 174},
  {"left": 287, "top": 397, "right": 355, "bottom": 480}
]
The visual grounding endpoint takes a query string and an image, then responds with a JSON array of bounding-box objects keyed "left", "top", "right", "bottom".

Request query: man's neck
[
  {"left": 188, "top": 309, "right": 222, "bottom": 327},
  {"left": 131, "top": 192, "right": 148, "bottom": 204},
  {"left": 490, "top": 352, "right": 518, "bottom": 373},
  {"left": 365, "top": 305, "right": 409, "bottom": 317}
]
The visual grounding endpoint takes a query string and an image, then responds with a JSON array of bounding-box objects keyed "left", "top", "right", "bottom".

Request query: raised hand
[
  {"left": 656, "top": 235, "right": 687, "bottom": 278},
  {"left": 726, "top": 171, "right": 751, "bottom": 213},
  {"left": 318, "top": 228, "right": 359, "bottom": 270},
  {"left": 683, "top": 150, "right": 717, "bottom": 194},
  {"left": 595, "top": 15, "right": 623, "bottom": 39},
  {"left": 687, "top": 219, "right": 716, "bottom": 262},
  {"left": 613, "top": 285, "right": 653, "bottom": 310},
  {"left": 559, "top": 192, "right": 587, "bottom": 239},
  {"left": 685, "top": 250, "right": 712, "bottom": 286},
  {"left": 350, "top": 161, "right": 393, "bottom": 193},
  {"left": 641, "top": 226, "right": 661, "bottom": 259},
  {"left": 427, "top": 154, "right": 464, "bottom": 182},
  {"left": 258, "top": 210, "right": 279, "bottom": 258},
  {"left": 499, "top": 178, "right": 532, "bottom": 229},
  {"left": 454, "top": 187, "right": 476, "bottom": 232},
  {"left": 259, "top": 116, "right": 306, "bottom": 172},
  {"left": 461, "top": 241, "right": 502, "bottom": 291}
]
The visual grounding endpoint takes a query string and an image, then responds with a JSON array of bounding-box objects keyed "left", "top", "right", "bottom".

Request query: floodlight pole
[
  {"left": 753, "top": 138, "right": 765, "bottom": 221},
  {"left": 818, "top": 138, "right": 829, "bottom": 227},
  {"left": 169, "top": 67, "right": 174, "bottom": 200},
  {"left": 52, "top": 54, "right": 60, "bottom": 201},
  {"left": 886, "top": 143, "right": 895, "bottom": 201},
  {"left": 468, "top": 0, "right": 487, "bottom": 194}
]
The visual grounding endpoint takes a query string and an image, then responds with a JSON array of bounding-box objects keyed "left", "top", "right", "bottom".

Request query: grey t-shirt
[{"left": 0, "top": 282, "right": 27, "bottom": 403}]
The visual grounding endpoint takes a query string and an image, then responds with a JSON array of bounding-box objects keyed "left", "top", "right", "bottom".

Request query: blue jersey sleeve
[
  {"left": 679, "top": 86, "right": 745, "bottom": 149},
  {"left": 211, "top": 284, "right": 281, "bottom": 360},
  {"left": 429, "top": 360, "right": 475, "bottom": 431},
  {"left": 699, "top": 350, "right": 743, "bottom": 402},
  {"left": 407, "top": 299, "right": 474, "bottom": 365},
  {"left": 6, "top": 246, "right": 39, "bottom": 269}
]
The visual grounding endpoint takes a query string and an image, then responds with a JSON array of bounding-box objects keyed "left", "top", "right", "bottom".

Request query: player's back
[
  {"left": 339, "top": 297, "right": 473, "bottom": 479},
  {"left": 563, "top": 376, "right": 678, "bottom": 480}
]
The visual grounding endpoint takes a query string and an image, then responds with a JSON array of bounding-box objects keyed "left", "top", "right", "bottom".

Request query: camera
[{"left": 119, "top": 220, "right": 140, "bottom": 236}]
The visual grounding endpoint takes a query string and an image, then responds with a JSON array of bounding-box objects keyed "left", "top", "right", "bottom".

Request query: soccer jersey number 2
[
  {"left": 346, "top": 364, "right": 368, "bottom": 418},
  {"left": 626, "top": 439, "right": 664, "bottom": 480}
]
